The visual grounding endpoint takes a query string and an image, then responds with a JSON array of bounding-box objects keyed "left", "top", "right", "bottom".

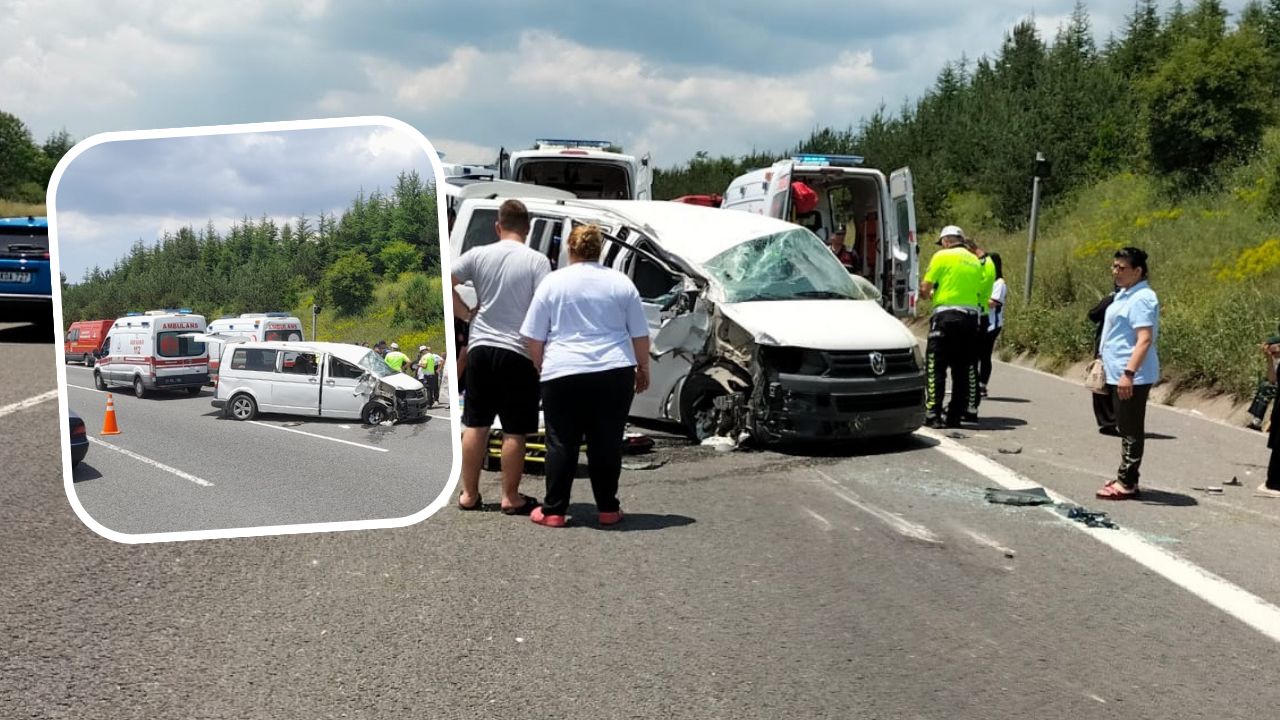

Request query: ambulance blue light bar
[
  {"left": 534, "top": 138, "right": 614, "bottom": 149},
  {"left": 792, "top": 154, "right": 864, "bottom": 167}
]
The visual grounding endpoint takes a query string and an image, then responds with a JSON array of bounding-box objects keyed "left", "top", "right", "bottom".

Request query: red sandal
[{"left": 1096, "top": 481, "right": 1139, "bottom": 500}]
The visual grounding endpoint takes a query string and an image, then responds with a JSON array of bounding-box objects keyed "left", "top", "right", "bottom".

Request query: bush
[
  {"left": 320, "top": 250, "right": 376, "bottom": 316},
  {"left": 379, "top": 240, "right": 422, "bottom": 277}
]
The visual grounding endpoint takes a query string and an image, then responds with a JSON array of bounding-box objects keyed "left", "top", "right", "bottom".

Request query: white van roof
[
  {"left": 230, "top": 340, "right": 375, "bottom": 365},
  {"left": 445, "top": 179, "right": 577, "bottom": 202},
  {"left": 575, "top": 200, "right": 799, "bottom": 266}
]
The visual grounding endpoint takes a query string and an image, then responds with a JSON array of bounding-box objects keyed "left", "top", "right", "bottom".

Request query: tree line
[
  {"left": 654, "top": 0, "right": 1280, "bottom": 230},
  {"left": 0, "top": 112, "right": 74, "bottom": 203},
  {"left": 61, "top": 171, "right": 441, "bottom": 326}
]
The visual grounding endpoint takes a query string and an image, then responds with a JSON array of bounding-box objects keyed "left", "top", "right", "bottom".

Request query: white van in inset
[
  {"left": 722, "top": 154, "right": 919, "bottom": 317},
  {"left": 94, "top": 310, "right": 209, "bottom": 397},
  {"left": 211, "top": 341, "right": 428, "bottom": 425},
  {"left": 498, "top": 139, "right": 652, "bottom": 200},
  {"left": 204, "top": 312, "right": 305, "bottom": 382},
  {"left": 449, "top": 197, "right": 925, "bottom": 444}
]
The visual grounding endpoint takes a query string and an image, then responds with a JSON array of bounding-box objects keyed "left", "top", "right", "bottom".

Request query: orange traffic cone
[{"left": 101, "top": 393, "right": 121, "bottom": 435}]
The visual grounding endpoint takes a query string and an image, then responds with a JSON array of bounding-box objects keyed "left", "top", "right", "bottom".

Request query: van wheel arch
[
  {"left": 132, "top": 376, "right": 147, "bottom": 399},
  {"left": 227, "top": 393, "right": 257, "bottom": 421},
  {"left": 361, "top": 401, "right": 391, "bottom": 426},
  {"left": 679, "top": 368, "right": 745, "bottom": 441}
]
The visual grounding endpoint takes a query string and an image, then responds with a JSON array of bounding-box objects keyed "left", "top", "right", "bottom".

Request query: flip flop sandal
[
  {"left": 501, "top": 494, "right": 540, "bottom": 516},
  {"left": 458, "top": 494, "right": 483, "bottom": 511},
  {"left": 1096, "top": 482, "right": 1139, "bottom": 500}
]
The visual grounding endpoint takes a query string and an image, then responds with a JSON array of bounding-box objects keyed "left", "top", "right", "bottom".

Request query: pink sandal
[{"left": 1096, "top": 481, "right": 1139, "bottom": 500}]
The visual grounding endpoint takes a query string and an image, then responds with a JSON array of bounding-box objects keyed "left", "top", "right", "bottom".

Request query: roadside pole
[
  {"left": 311, "top": 303, "right": 320, "bottom": 342},
  {"left": 1024, "top": 152, "right": 1050, "bottom": 303}
]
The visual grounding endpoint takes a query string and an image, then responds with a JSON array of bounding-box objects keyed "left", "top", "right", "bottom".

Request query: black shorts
[{"left": 462, "top": 345, "right": 539, "bottom": 434}]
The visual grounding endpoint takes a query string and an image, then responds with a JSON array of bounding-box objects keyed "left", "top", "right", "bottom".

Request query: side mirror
[{"left": 850, "top": 273, "right": 882, "bottom": 301}]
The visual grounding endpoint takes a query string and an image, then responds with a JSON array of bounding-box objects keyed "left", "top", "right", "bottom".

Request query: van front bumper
[
  {"left": 755, "top": 371, "right": 927, "bottom": 441},
  {"left": 396, "top": 389, "right": 429, "bottom": 421}
]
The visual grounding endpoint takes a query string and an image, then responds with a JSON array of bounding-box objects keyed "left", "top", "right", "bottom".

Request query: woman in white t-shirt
[
  {"left": 520, "top": 225, "right": 651, "bottom": 528},
  {"left": 978, "top": 253, "right": 1007, "bottom": 396}
]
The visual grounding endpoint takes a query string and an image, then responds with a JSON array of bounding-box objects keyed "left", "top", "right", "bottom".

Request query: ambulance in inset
[
  {"left": 722, "top": 154, "right": 919, "bottom": 317},
  {"left": 203, "top": 312, "right": 305, "bottom": 382},
  {"left": 94, "top": 310, "right": 209, "bottom": 398},
  {"left": 497, "top": 139, "right": 652, "bottom": 200}
]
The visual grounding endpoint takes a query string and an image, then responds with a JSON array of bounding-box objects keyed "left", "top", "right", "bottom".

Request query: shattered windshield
[
  {"left": 701, "top": 227, "right": 870, "bottom": 303},
  {"left": 356, "top": 350, "right": 397, "bottom": 378}
]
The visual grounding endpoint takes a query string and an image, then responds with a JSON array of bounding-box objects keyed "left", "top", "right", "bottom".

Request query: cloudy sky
[
  {"left": 6, "top": 0, "right": 1255, "bottom": 277},
  {"left": 52, "top": 123, "right": 435, "bottom": 281}
]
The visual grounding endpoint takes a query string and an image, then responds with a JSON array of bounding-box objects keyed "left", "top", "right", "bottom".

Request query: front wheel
[
  {"left": 679, "top": 374, "right": 728, "bottom": 441},
  {"left": 228, "top": 393, "right": 257, "bottom": 421},
  {"left": 362, "top": 402, "right": 391, "bottom": 425},
  {"left": 93, "top": 371, "right": 107, "bottom": 391},
  {"left": 133, "top": 377, "right": 147, "bottom": 399}
]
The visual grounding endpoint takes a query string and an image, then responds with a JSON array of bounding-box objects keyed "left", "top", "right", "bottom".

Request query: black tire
[
  {"left": 679, "top": 374, "right": 728, "bottom": 441},
  {"left": 93, "top": 371, "right": 107, "bottom": 391},
  {"left": 228, "top": 393, "right": 257, "bottom": 421},
  {"left": 133, "top": 376, "right": 147, "bottom": 399},
  {"left": 361, "top": 402, "right": 391, "bottom": 425},
  {"left": 84, "top": 353, "right": 95, "bottom": 367},
  {"left": 186, "top": 386, "right": 202, "bottom": 396}
]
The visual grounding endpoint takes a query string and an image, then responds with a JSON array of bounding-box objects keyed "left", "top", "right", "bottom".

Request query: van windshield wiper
[{"left": 793, "top": 290, "right": 850, "bottom": 299}]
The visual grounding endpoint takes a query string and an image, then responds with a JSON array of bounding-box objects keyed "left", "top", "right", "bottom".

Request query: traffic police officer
[{"left": 920, "top": 225, "right": 986, "bottom": 428}]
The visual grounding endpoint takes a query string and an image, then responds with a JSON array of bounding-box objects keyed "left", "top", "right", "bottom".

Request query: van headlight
[{"left": 912, "top": 341, "right": 925, "bottom": 370}]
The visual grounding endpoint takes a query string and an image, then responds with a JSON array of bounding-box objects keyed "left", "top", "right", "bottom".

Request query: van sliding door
[{"left": 888, "top": 167, "right": 919, "bottom": 318}]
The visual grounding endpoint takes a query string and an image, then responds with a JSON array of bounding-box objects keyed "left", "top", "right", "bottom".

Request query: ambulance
[
  {"left": 721, "top": 154, "right": 919, "bottom": 317},
  {"left": 94, "top": 310, "right": 209, "bottom": 397},
  {"left": 203, "top": 313, "right": 305, "bottom": 382},
  {"left": 497, "top": 139, "right": 652, "bottom": 200}
]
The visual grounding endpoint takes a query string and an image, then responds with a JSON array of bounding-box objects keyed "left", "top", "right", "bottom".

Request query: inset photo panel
[{"left": 48, "top": 117, "right": 458, "bottom": 543}]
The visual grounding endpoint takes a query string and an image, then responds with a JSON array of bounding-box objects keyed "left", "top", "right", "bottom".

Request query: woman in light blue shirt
[
  {"left": 1096, "top": 247, "right": 1159, "bottom": 500},
  {"left": 521, "top": 225, "right": 651, "bottom": 527}
]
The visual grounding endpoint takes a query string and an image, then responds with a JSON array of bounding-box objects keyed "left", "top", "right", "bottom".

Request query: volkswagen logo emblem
[{"left": 869, "top": 351, "right": 886, "bottom": 376}]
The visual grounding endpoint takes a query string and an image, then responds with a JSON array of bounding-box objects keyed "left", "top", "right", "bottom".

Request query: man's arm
[{"left": 451, "top": 274, "right": 473, "bottom": 322}]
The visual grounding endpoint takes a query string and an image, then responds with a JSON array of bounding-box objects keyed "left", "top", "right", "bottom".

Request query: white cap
[
  {"left": 937, "top": 225, "right": 966, "bottom": 244},
  {"left": 419, "top": 345, "right": 427, "bottom": 352},
  {"left": 390, "top": 342, "right": 399, "bottom": 350}
]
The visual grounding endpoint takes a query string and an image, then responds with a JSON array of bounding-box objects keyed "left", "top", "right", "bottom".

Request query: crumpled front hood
[
  {"left": 717, "top": 299, "right": 917, "bottom": 351},
  {"left": 381, "top": 373, "right": 424, "bottom": 391}
]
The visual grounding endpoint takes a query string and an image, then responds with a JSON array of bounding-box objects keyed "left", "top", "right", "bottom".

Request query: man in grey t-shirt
[{"left": 450, "top": 199, "right": 550, "bottom": 516}]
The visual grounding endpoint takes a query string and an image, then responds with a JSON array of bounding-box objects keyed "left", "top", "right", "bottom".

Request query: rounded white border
[{"left": 48, "top": 115, "right": 460, "bottom": 544}]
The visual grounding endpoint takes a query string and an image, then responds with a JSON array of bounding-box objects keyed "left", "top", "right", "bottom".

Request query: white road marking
[
  {"left": 67, "top": 383, "right": 101, "bottom": 393},
  {"left": 426, "top": 413, "right": 452, "bottom": 420},
  {"left": 813, "top": 469, "right": 943, "bottom": 544},
  {"left": 248, "top": 420, "right": 389, "bottom": 452},
  {"left": 800, "top": 506, "right": 834, "bottom": 532},
  {"left": 922, "top": 428, "right": 1280, "bottom": 644},
  {"left": 0, "top": 389, "right": 58, "bottom": 418},
  {"left": 961, "top": 528, "right": 1016, "bottom": 557},
  {"left": 89, "top": 437, "right": 214, "bottom": 487}
]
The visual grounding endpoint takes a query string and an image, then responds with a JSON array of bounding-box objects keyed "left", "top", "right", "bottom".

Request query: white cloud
[{"left": 428, "top": 138, "right": 498, "bottom": 166}]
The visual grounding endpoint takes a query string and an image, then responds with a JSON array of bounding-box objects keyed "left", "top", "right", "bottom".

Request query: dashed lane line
[
  {"left": 88, "top": 437, "right": 214, "bottom": 487},
  {"left": 0, "top": 389, "right": 58, "bottom": 419}
]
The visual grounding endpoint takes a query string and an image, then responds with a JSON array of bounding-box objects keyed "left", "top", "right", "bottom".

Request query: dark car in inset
[{"left": 68, "top": 410, "right": 89, "bottom": 468}]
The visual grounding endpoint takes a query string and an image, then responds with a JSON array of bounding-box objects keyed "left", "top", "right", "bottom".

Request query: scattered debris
[
  {"left": 1191, "top": 485, "right": 1224, "bottom": 495},
  {"left": 622, "top": 432, "right": 655, "bottom": 454},
  {"left": 701, "top": 436, "right": 736, "bottom": 453},
  {"left": 621, "top": 458, "right": 668, "bottom": 471},
  {"left": 997, "top": 446, "right": 1023, "bottom": 455},
  {"left": 1224, "top": 476, "right": 1243, "bottom": 487},
  {"left": 946, "top": 431, "right": 968, "bottom": 439},
  {"left": 985, "top": 486, "right": 1053, "bottom": 506},
  {"left": 1062, "top": 505, "right": 1119, "bottom": 529}
]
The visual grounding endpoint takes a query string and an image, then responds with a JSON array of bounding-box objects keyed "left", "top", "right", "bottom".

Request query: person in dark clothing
[
  {"left": 1260, "top": 341, "right": 1280, "bottom": 498},
  {"left": 1088, "top": 289, "right": 1118, "bottom": 436}
]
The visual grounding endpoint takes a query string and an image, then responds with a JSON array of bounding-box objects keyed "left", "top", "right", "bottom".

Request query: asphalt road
[
  {"left": 4, "top": 343, "right": 1280, "bottom": 718},
  {"left": 62, "top": 363, "right": 451, "bottom": 535}
]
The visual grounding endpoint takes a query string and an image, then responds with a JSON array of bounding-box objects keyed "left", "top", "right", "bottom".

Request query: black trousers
[
  {"left": 424, "top": 375, "right": 439, "bottom": 405},
  {"left": 541, "top": 366, "right": 636, "bottom": 516},
  {"left": 1269, "top": 424, "right": 1280, "bottom": 490},
  {"left": 925, "top": 310, "right": 979, "bottom": 420},
  {"left": 977, "top": 326, "right": 1001, "bottom": 388},
  {"left": 1113, "top": 383, "right": 1152, "bottom": 487}
]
